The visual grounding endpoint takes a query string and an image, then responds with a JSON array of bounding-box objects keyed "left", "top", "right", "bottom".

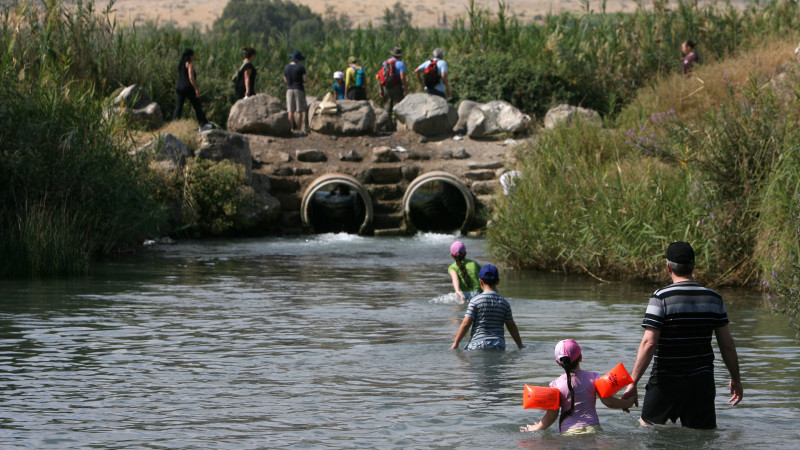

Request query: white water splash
[{"left": 428, "top": 292, "right": 463, "bottom": 304}]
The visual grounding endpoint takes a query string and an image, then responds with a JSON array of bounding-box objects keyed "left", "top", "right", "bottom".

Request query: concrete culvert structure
[
  {"left": 402, "top": 171, "right": 475, "bottom": 234},
  {"left": 301, "top": 173, "right": 374, "bottom": 235}
]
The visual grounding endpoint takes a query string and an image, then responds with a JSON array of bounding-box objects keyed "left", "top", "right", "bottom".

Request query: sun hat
[
  {"left": 478, "top": 265, "right": 499, "bottom": 283},
  {"left": 333, "top": 71, "right": 344, "bottom": 80},
  {"left": 390, "top": 47, "right": 403, "bottom": 58},
  {"left": 450, "top": 241, "right": 466, "bottom": 257},
  {"left": 348, "top": 56, "right": 358, "bottom": 63},
  {"left": 289, "top": 50, "right": 305, "bottom": 62},
  {"left": 666, "top": 241, "right": 695, "bottom": 264},
  {"left": 554, "top": 339, "right": 582, "bottom": 364}
]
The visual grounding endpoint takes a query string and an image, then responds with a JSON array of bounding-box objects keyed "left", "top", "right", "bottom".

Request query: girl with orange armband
[{"left": 520, "top": 340, "right": 634, "bottom": 435}]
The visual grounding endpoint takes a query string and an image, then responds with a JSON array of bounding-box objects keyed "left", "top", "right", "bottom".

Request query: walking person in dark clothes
[
  {"left": 235, "top": 46, "right": 257, "bottom": 100},
  {"left": 172, "top": 48, "right": 211, "bottom": 131}
]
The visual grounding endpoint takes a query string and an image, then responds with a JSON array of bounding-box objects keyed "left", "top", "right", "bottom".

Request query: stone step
[
  {"left": 367, "top": 184, "right": 404, "bottom": 201},
  {"left": 470, "top": 180, "right": 500, "bottom": 196},
  {"left": 372, "top": 213, "right": 404, "bottom": 229},
  {"left": 373, "top": 200, "right": 402, "bottom": 214},
  {"left": 373, "top": 227, "right": 411, "bottom": 236}
]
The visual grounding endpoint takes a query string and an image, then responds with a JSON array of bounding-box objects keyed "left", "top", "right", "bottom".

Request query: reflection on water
[{"left": 1, "top": 235, "right": 799, "bottom": 447}]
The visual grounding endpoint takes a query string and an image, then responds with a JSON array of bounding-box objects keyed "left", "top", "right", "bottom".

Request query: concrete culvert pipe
[
  {"left": 301, "top": 173, "right": 374, "bottom": 235},
  {"left": 402, "top": 171, "right": 475, "bottom": 234}
]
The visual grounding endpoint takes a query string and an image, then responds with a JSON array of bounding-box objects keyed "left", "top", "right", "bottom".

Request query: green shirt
[{"left": 448, "top": 259, "right": 481, "bottom": 292}]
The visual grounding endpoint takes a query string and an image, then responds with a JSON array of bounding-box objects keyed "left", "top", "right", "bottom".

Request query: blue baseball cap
[{"left": 478, "top": 264, "right": 499, "bottom": 282}]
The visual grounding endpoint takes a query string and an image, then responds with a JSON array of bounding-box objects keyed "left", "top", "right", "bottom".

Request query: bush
[
  {"left": 182, "top": 158, "right": 257, "bottom": 235},
  {"left": 453, "top": 53, "right": 571, "bottom": 119}
]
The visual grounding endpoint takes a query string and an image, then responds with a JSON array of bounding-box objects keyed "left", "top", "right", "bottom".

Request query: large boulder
[
  {"left": 227, "top": 94, "right": 292, "bottom": 136},
  {"left": 370, "top": 100, "right": 392, "bottom": 133},
  {"left": 113, "top": 84, "right": 153, "bottom": 110},
  {"left": 133, "top": 133, "right": 193, "bottom": 171},
  {"left": 394, "top": 93, "right": 457, "bottom": 137},
  {"left": 543, "top": 104, "right": 602, "bottom": 129},
  {"left": 128, "top": 102, "right": 164, "bottom": 130},
  {"left": 453, "top": 100, "right": 480, "bottom": 134},
  {"left": 106, "top": 84, "right": 163, "bottom": 129},
  {"left": 308, "top": 100, "right": 376, "bottom": 136},
  {"left": 467, "top": 101, "right": 531, "bottom": 138},
  {"left": 195, "top": 130, "right": 252, "bottom": 180}
]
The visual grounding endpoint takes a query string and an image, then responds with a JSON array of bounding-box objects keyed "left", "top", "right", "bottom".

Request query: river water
[{"left": 1, "top": 234, "right": 798, "bottom": 448}]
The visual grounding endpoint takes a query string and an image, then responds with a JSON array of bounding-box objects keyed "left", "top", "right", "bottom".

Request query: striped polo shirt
[
  {"left": 465, "top": 291, "right": 513, "bottom": 341},
  {"left": 642, "top": 281, "right": 729, "bottom": 380}
]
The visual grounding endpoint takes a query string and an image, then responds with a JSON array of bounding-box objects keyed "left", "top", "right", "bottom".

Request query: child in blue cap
[{"left": 450, "top": 265, "right": 524, "bottom": 351}]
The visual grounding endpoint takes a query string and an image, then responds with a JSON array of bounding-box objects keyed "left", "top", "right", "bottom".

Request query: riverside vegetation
[{"left": 1, "top": 0, "right": 799, "bottom": 334}]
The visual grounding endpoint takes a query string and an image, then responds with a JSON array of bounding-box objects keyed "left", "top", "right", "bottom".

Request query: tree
[
  {"left": 214, "top": 0, "right": 322, "bottom": 37},
  {"left": 382, "top": 2, "right": 412, "bottom": 31}
]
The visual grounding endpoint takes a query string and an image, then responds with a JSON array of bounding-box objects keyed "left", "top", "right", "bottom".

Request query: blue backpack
[{"left": 353, "top": 65, "right": 366, "bottom": 87}]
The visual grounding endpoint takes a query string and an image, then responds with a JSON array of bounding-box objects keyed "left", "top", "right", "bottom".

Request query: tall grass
[
  {"left": 491, "top": 36, "right": 800, "bottom": 290},
  {"left": 0, "top": 200, "right": 93, "bottom": 277},
  {"left": 489, "top": 121, "right": 709, "bottom": 282},
  {"left": 0, "top": 0, "right": 165, "bottom": 277}
]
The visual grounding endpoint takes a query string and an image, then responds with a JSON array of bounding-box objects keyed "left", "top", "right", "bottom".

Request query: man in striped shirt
[{"left": 622, "top": 241, "right": 743, "bottom": 428}]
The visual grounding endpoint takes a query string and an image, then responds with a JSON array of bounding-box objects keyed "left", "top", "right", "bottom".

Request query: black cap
[{"left": 666, "top": 241, "right": 695, "bottom": 264}]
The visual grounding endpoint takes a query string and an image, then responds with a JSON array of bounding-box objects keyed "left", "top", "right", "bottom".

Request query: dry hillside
[{"left": 93, "top": 0, "right": 745, "bottom": 30}]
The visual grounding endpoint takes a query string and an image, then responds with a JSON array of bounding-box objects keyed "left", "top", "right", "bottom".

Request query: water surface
[{"left": 1, "top": 234, "right": 798, "bottom": 448}]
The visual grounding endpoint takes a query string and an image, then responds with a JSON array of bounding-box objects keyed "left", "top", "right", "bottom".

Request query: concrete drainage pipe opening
[
  {"left": 300, "top": 174, "right": 374, "bottom": 235},
  {"left": 402, "top": 171, "right": 474, "bottom": 234}
]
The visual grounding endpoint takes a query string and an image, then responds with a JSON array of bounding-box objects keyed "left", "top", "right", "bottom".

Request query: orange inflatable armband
[
  {"left": 594, "top": 362, "right": 634, "bottom": 398},
  {"left": 522, "top": 384, "right": 560, "bottom": 410}
]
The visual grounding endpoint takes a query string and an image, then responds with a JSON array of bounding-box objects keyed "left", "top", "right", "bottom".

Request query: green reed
[{"left": 488, "top": 120, "right": 708, "bottom": 282}]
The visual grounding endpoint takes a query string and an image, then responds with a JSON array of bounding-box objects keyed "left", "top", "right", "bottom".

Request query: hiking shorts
[
  {"left": 640, "top": 372, "right": 717, "bottom": 429},
  {"left": 286, "top": 89, "right": 307, "bottom": 113}
]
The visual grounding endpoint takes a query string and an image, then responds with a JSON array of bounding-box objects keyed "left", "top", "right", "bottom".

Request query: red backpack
[
  {"left": 377, "top": 58, "right": 399, "bottom": 87},
  {"left": 422, "top": 59, "right": 440, "bottom": 89}
]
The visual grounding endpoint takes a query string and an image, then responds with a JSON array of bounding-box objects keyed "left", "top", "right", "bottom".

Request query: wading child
[
  {"left": 448, "top": 241, "right": 481, "bottom": 303},
  {"left": 520, "top": 339, "right": 634, "bottom": 434},
  {"left": 451, "top": 265, "right": 524, "bottom": 351}
]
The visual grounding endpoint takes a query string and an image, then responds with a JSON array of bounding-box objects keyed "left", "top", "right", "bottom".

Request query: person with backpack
[
  {"left": 345, "top": 56, "right": 367, "bottom": 101},
  {"left": 233, "top": 46, "right": 257, "bottom": 100},
  {"left": 377, "top": 47, "right": 408, "bottom": 123},
  {"left": 414, "top": 47, "right": 450, "bottom": 99}
]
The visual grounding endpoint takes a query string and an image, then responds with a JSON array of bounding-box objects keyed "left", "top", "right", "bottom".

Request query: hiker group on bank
[
  {"left": 173, "top": 45, "right": 452, "bottom": 132},
  {"left": 174, "top": 39, "right": 697, "bottom": 132}
]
